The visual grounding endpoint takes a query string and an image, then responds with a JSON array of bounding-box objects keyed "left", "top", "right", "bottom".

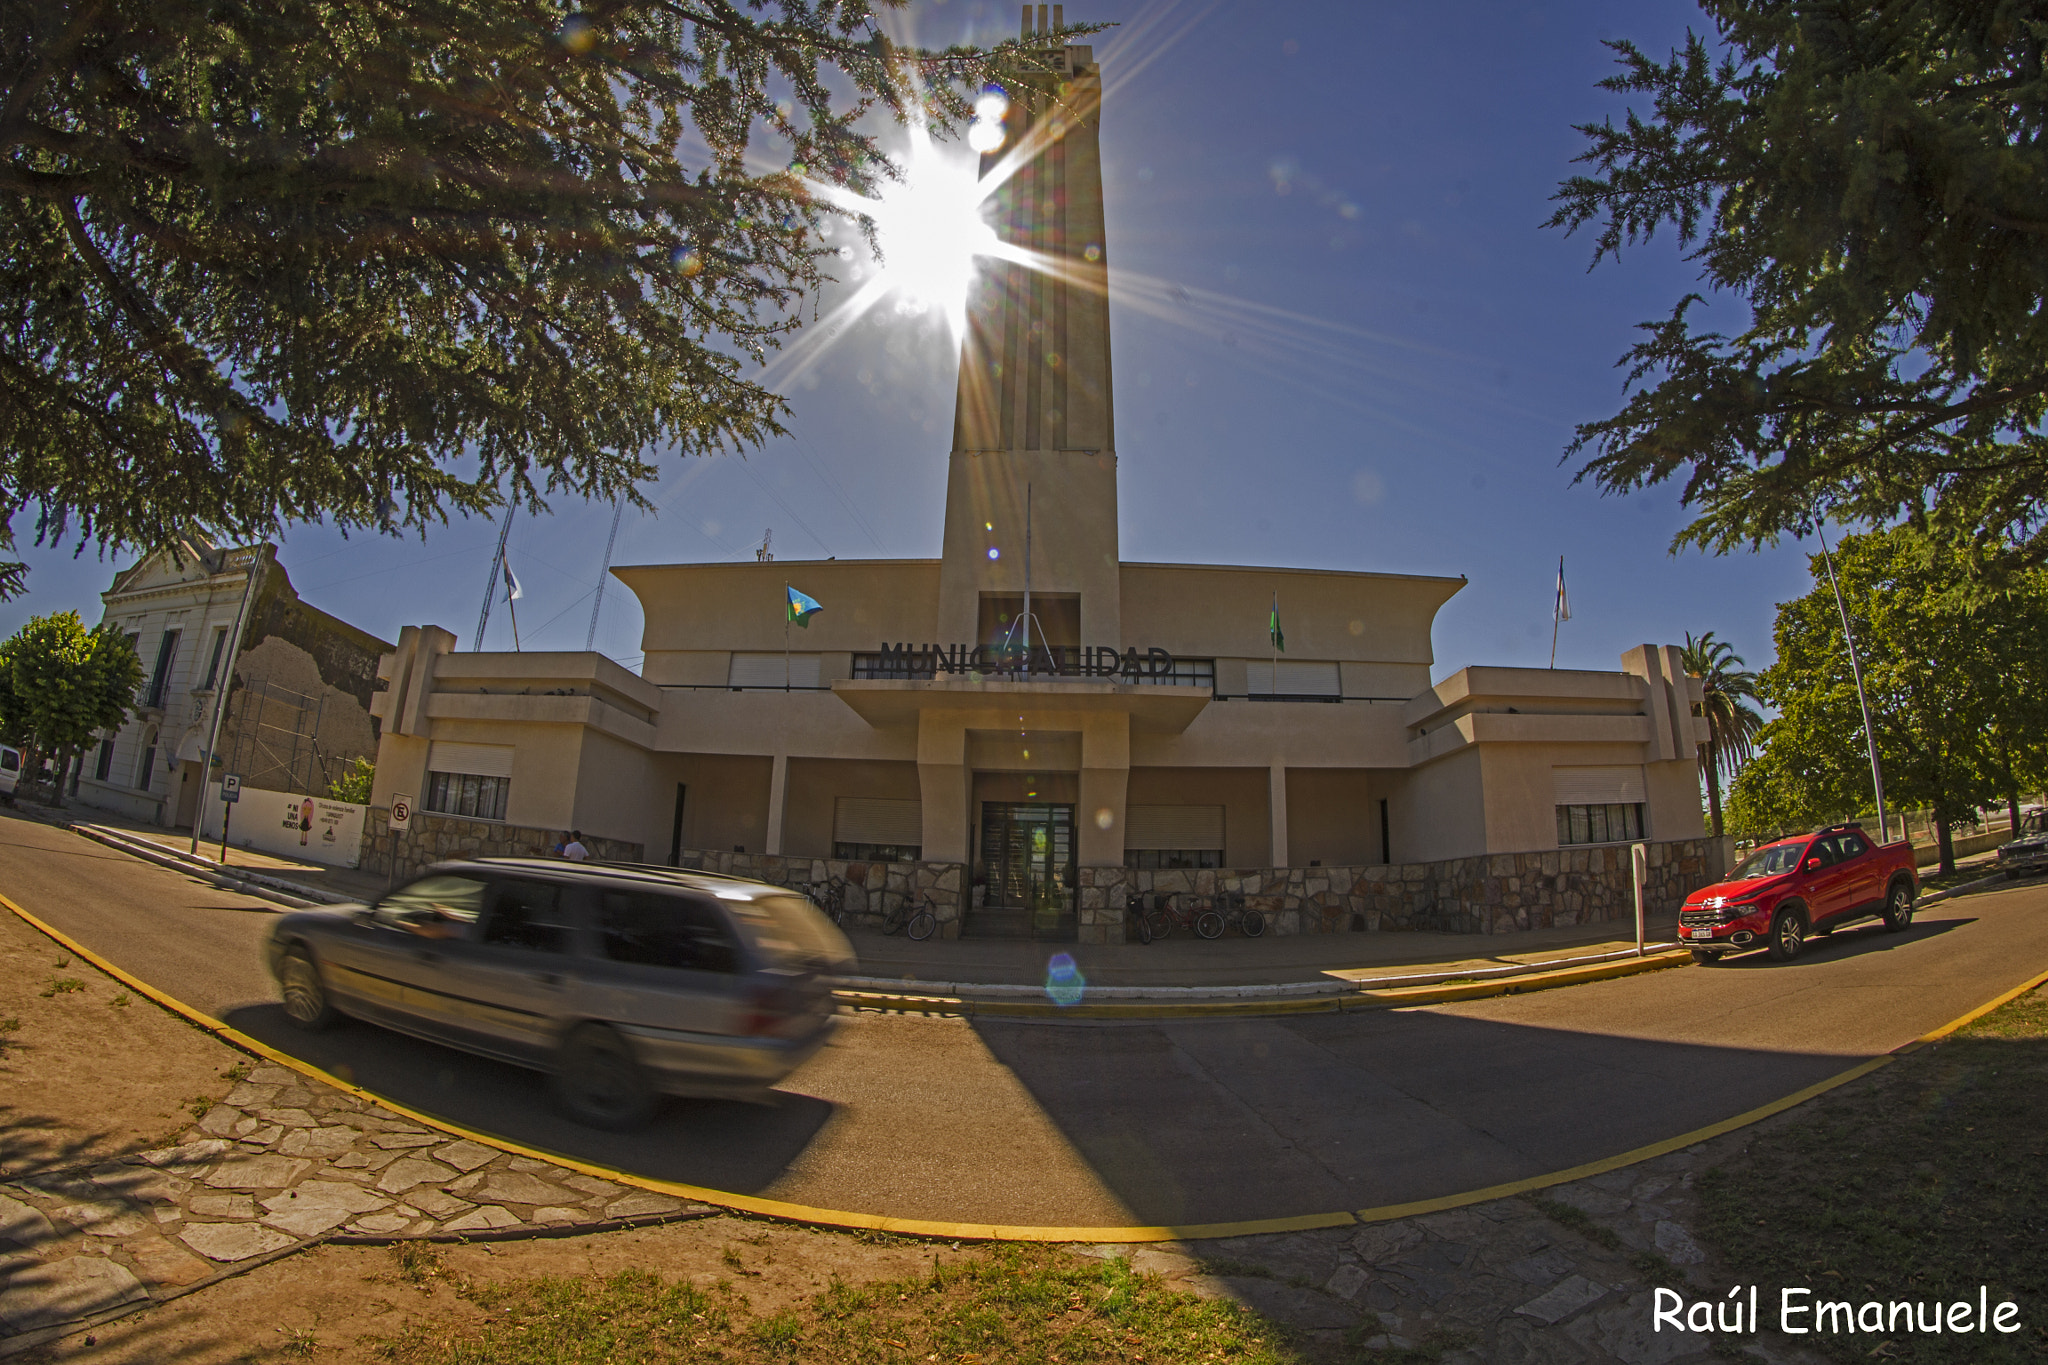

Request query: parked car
[
  {"left": 0, "top": 746, "right": 18, "bottom": 804},
  {"left": 1997, "top": 811, "right": 2048, "bottom": 880},
  {"left": 1677, "top": 824, "right": 1919, "bottom": 963},
  {"left": 265, "top": 858, "right": 854, "bottom": 1128}
]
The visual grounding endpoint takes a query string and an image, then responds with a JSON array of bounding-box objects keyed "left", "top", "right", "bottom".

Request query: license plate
[{"left": 1688, "top": 928, "right": 1713, "bottom": 940}]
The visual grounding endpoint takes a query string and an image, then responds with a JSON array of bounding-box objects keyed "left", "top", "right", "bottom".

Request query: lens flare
[{"left": 1045, "top": 952, "right": 1085, "bottom": 1007}]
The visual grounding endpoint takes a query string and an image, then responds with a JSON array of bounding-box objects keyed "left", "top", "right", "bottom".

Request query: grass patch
[
  {"left": 375, "top": 1242, "right": 1298, "bottom": 1365},
  {"left": 0, "top": 1016, "right": 17, "bottom": 1056},
  {"left": 108, "top": 993, "right": 130, "bottom": 1008},
  {"left": 1697, "top": 984, "right": 2048, "bottom": 1363},
  {"left": 40, "top": 977, "right": 84, "bottom": 997},
  {"left": 186, "top": 1095, "right": 216, "bottom": 1120}
]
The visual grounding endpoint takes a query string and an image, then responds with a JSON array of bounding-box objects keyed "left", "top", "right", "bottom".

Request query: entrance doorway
[{"left": 973, "top": 802, "right": 1076, "bottom": 939}]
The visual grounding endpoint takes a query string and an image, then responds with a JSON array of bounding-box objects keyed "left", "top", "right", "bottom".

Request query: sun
[{"left": 858, "top": 133, "right": 1000, "bottom": 334}]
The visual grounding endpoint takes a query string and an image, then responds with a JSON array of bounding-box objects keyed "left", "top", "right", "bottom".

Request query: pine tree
[
  {"left": 1551, "top": 3, "right": 2048, "bottom": 571},
  {"left": 1, "top": 2, "right": 1079, "bottom": 592}
]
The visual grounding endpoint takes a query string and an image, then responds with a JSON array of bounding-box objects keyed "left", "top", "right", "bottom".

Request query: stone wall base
[
  {"left": 674, "top": 850, "right": 968, "bottom": 939},
  {"left": 1084, "top": 839, "right": 1715, "bottom": 944},
  {"left": 362, "top": 809, "right": 642, "bottom": 885}
]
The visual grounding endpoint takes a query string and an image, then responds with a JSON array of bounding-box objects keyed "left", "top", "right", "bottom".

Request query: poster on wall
[{"left": 200, "top": 786, "right": 366, "bottom": 868}]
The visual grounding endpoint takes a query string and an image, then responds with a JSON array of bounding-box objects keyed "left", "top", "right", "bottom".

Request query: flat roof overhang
[{"left": 832, "top": 678, "right": 1211, "bottom": 734}]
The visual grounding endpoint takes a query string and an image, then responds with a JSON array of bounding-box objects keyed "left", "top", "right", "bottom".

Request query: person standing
[{"left": 562, "top": 830, "right": 589, "bottom": 862}]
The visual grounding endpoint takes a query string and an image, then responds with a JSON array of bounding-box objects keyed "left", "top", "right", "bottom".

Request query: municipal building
[{"left": 366, "top": 19, "right": 1716, "bottom": 941}]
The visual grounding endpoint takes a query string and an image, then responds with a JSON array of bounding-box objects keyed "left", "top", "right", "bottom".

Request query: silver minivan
[{"left": 265, "top": 858, "right": 853, "bottom": 1128}]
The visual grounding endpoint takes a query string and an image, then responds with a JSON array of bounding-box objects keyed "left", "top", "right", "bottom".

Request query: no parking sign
[{"left": 389, "top": 795, "right": 414, "bottom": 831}]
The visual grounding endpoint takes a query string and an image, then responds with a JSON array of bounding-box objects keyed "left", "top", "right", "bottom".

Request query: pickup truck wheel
[
  {"left": 552, "top": 1024, "right": 656, "bottom": 1130},
  {"left": 1882, "top": 882, "right": 1915, "bottom": 932},
  {"left": 279, "top": 947, "right": 337, "bottom": 1031},
  {"left": 1766, "top": 908, "right": 1806, "bottom": 962}
]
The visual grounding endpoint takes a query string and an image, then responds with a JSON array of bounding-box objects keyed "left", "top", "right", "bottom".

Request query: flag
[
  {"left": 786, "top": 585, "right": 822, "bottom": 627},
  {"left": 1553, "top": 558, "right": 1570, "bottom": 623},
  {"left": 502, "top": 558, "right": 523, "bottom": 602},
  {"left": 1268, "top": 594, "right": 1285, "bottom": 653}
]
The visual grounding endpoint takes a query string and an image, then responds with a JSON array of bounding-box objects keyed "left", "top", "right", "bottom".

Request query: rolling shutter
[
  {"left": 1125, "top": 804, "right": 1225, "bottom": 850},
  {"left": 834, "top": 798, "right": 923, "bottom": 846},
  {"left": 1246, "top": 660, "right": 1340, "bottom": 696},
  {"left": 729, "top": 652, "right": 821, "bottom": 687},
  {"left": 1553, "top": 765, "right": 1646, "bottom": 806},
  {"left": 427, "top": 741, "right": 513, "bottom": 778}
]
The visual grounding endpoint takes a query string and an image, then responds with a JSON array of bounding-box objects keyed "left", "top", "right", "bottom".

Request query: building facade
[
  {"left": 365, "top": 23, "right": 1712, "bottom": 938},
  {"left": 83, "top": 536, "right": 392, "bottom": 828}
]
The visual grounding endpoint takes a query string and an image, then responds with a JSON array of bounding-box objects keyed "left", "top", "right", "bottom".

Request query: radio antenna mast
[{"left": 474, "top": 504, "right": 517, "bottom": 651}]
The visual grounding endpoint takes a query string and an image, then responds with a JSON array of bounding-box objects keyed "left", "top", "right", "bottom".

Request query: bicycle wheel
[
  {"left": 906, "top": 910, "right": 937, "bottom": 941},
  {"left": 1195, "top": 911, "right": 1225, "bottom": 940},
  {"left": 1239, "top": 908, "right": 1265, "bottom": 938},
  {"left": 880, "top": 901, "right": 907, "bottom": 935},
  {"left": 1144, "top": 909, "right": 1173, "bottom": 940},
  {"left": 1134, "top": 912, "right": 1154, "bottom": 945}
]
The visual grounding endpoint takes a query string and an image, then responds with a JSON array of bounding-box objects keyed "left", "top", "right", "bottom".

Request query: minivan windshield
[
  {"left": 726, "top": 894, "right": 855, "bottom": 972},
  {"left": 1729, "top": 842, "right": 1809, "bottom": 880}
]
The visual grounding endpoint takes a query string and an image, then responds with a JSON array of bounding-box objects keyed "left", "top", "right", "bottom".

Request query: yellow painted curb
[
  {"left": 7, "top": 889, "right": 2043, "bottom": 1245},
  {"left": 833, "top": 948, "right": 1692, "bottom": 1020}
]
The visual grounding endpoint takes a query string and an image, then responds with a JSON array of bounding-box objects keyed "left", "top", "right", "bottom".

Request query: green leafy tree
[
  {"left": 1550, "top": 4, "right": 2048, "bottom": 570},
  {"left": 1679, "top": 630, "right": 1763, "bottom": 839},
  {"left": 328, "top": 755, "right": 374, "bottom": 805},
  {"left": 0, "top": 612, "right": 143, "bottom": 804},
  {"left": 0, "top": 2, "right": 1082, "bottom": 592},
  {"left": 1735, "top": 528, "right": 2048, "bottom": 871}
]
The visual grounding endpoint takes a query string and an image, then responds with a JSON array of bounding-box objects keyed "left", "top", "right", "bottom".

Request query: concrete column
[
  {"left": 1077, "top": 712, "right": 1130, "bottom": 867},
  {"left": 916, "top": 714, "right": 971, "bottom": 864},
  {"left": 1269, "top": 762, "right": 1289, "bottom": 868},
  {"left": 764, "top": 751, "right": 789, "bottom": 855}
]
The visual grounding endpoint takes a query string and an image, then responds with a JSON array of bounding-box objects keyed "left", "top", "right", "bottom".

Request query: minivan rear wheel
[{"left": 552, "top": 1024, "right": 656, "bottom": 1130}]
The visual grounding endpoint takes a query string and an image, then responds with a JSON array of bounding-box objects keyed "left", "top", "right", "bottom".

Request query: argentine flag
[{"left": 786, "top": 585, "right": 823, "bottom": 628}]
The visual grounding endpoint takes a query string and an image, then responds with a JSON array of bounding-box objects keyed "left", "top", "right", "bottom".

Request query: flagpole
[
  {"left": 473, "top": 504, "right": 516, "bottom": 651},
  {"left": 506, "top": 577, "right": 522, "bottom": 652},
  {"left": 1270, "top": 591, "right": 1278, "bottom": 693},
  {"left": 1549, "top": 556, "right": 1563, "bottom": 669},
  {"left": 784, "top": 582, "right": 791, "bottom": 692},
  {"left": 1022, "top": 484, "right": 1032, "bottom": 679}
]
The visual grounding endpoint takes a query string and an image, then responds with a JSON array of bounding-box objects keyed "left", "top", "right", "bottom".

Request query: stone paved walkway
[
  {"left": 0, "top": 1062, "right": 711, "bottom": 1348},
  {"left": 1072, "top": 1135, "right": 1829, "bottom": 1365}
]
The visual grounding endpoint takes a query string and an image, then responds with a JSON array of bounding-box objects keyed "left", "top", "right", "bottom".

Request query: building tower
[{"left": 936, "top": 6, "right": 1118, "bottom": 654}]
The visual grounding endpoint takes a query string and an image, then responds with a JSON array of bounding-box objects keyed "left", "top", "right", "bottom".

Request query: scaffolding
[{"left": 221, "top": 679, "right": 341, "bottom": 797}]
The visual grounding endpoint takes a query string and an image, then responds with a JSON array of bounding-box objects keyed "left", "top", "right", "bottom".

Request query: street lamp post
[
  {"left": 189, "top": 544, "right": 268, "bottom": 857},
  {"left": 1813, "top": 521, "right": 1891, "bottom": 844}
]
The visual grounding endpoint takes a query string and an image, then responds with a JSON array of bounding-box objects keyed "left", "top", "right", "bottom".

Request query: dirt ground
[
  {"left": 0, "top": 904, "right": 1026, "bottom": 1364},
  {"left": 0, "top": 899, "right": 248, "bottom": 1182}
]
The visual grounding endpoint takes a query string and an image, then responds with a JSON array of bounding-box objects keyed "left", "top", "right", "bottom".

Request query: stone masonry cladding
[{"left": 361, "top": 808, "right": 643, "bottom": 884}]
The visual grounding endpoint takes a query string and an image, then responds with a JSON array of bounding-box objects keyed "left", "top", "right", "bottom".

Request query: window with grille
[
  {"left": 426, "top": 770, "right": 510, "bottom": 821},
  {"left": 1555, "top": 803, "right": 1645, "bottom": 846}
]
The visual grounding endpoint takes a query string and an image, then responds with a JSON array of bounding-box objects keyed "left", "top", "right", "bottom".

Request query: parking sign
[
  {"left": 389, "top": 795, "right": 414, "bottom": 831},
  {"left": 221, "top": 774, "right": 242, "bottom": 803}
]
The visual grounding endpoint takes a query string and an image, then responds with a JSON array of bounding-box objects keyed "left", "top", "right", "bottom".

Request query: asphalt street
[{"left": 6, "top": 808, "right": 2045, "bottom": 1229}]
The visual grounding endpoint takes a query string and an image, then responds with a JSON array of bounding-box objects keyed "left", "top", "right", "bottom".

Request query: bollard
[{"left": 1630, "top": 842, "right": 1648, "bottom": 957}]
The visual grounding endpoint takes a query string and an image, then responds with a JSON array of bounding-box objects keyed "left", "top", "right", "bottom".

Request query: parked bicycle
[
  {"left": 1126, "top": 891, "right": 1154, "bottom": 945},
  {"left": 1211, "top": 890, "right": 1265, "bottom": 938},
  {"left": 808, "top": 876, "right": 849, "bottom": 928},
  {"left": 1141, "top": 892, "right": 1223, "bottom": 941},
  {"left": 881, "top": 892, "right": 938, "bottom": 941}
]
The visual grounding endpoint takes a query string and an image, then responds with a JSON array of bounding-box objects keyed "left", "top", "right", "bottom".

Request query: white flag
[
  {"left": 1553, "top": 558, "right": 1570, "bottom": 623},
  {"left": 503, "top": 558, "right": 523, "bottom": 602}
]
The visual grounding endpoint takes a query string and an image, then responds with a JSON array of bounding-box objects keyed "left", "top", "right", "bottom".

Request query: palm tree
[{"left": 1681, "top": 632, "right": 1765, "bottom": 838}]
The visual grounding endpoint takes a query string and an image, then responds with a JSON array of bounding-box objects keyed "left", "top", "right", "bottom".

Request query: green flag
[{"left": 1268, "top": 594, "right": 1285, "bottom": 652}]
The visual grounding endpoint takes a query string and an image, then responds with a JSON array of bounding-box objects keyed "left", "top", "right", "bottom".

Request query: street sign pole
[
  {"left": 388, "top": 795, "right": 415, "bottom": 892},
  {"left": 219, "top": 774, "right": 242, "bottom": 862}
]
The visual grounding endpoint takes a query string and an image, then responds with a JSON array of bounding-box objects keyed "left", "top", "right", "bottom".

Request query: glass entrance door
[{"left": 977, "top": 802, "right": 1076, "bottom": 938}]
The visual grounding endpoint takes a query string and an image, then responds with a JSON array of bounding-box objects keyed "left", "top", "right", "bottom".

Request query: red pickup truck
[{"left": 1677, "top": 824, "right": 1918, "bottom": 963}]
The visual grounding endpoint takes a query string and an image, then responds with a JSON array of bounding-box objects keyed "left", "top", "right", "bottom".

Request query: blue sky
[{"left": 2, "top": 0, "right": 1816, "bottom": 683}]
